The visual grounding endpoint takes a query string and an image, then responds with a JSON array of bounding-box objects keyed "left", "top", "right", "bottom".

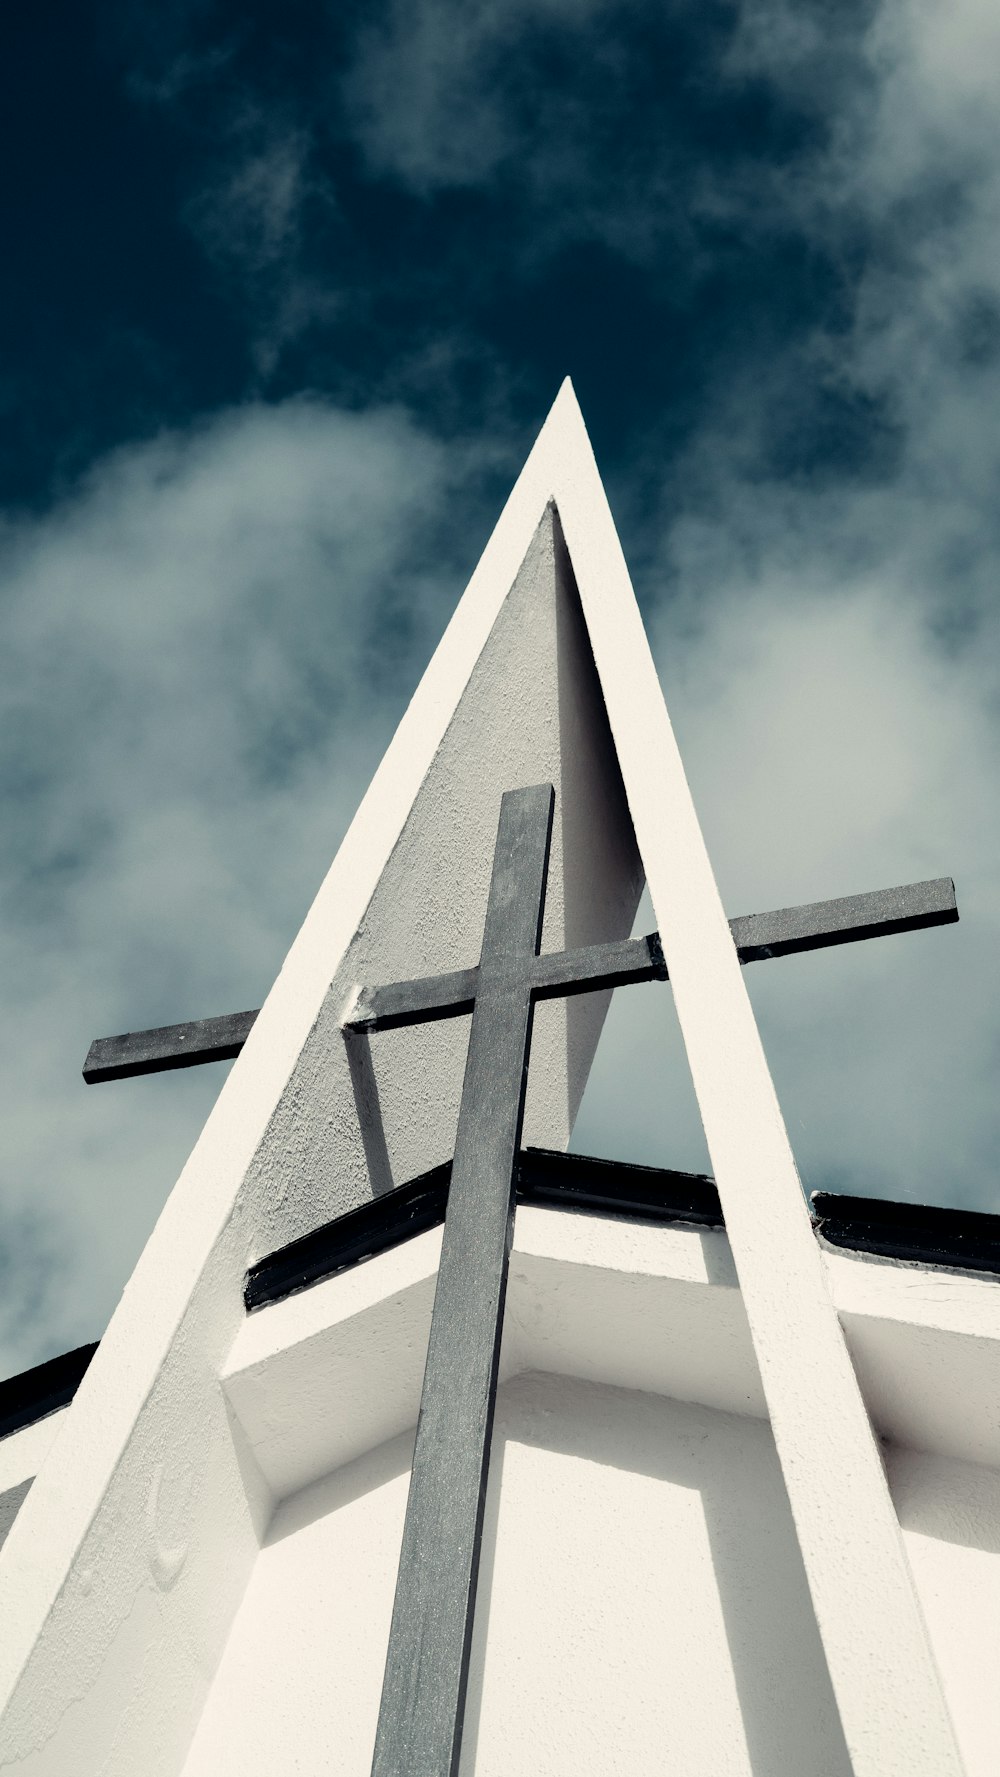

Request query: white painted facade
[
  {"left": 3, "top": 1209, "right": 1000, "bottom": 1774},
  {"left": 0, "top": 384, "right": 995, "bottom": 1773},
  {"left": 193, "top": 1212, "right": 1000, "bottom": 1777}
]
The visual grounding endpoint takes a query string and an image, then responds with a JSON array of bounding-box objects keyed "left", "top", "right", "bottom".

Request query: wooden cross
[
  {"left": 358, "top": 782, "right": 666, "bottom": 1775},
  {"left": 352, "top": 785, "right": 956, "bottom": 1776},
  {"left": 82, "top": 785, "right": 957, "bottom": 1776},
  {"left": 82, "top": 853, "right": 957, "bottom": 1088}
]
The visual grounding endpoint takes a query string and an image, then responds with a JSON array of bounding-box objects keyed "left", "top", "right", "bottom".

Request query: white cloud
[
  {"left": 0, "top": 398, "right": 475, "bottom": 1372},
  {"left": 578, "top": 575, "right": 1000, "bottom": 1209},
  {"left": 578, "top": 0, "right": 1000, "bottom": 1212}
]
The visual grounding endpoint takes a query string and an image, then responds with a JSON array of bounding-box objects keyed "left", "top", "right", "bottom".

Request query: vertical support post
[{"left": 370, "top": 784, "right": 554, "bottom": 1777}]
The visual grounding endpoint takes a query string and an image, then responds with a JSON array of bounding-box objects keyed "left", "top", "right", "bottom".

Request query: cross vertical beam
[{"left": 370, "top": 784, "right": 554, "bottom": 1777}]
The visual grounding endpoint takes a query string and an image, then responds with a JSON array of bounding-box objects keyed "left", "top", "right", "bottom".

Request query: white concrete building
[{"left": 0, "top": 384, "right": 997, "bottom": 1775}]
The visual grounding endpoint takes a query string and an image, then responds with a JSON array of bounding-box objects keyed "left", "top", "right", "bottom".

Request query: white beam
[{"left": 547, "top": 381, "right": 965, "bottom": 1776}]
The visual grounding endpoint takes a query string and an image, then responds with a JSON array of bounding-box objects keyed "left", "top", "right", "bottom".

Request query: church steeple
[{"left": 0, "top": 386, "right": 975, "bottom": 1777}]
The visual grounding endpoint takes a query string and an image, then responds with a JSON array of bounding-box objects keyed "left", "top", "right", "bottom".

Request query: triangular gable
[{"left": 0, "top": 383, "right": 963, "bottom": 1776}]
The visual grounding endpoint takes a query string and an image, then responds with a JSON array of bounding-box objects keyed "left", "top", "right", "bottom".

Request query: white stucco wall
[
  {"left": 181, "top": 1365, "right": 1000, "bottom": 1777},
  {"left": 240, "top": 504, "right": 643, "bottom": 1233},
  {"left": 189, "top": 1207, "right": 1000, "bottom": 1777},
  {"left": 0, "top": 1414, "right": 66, "bottom": 1556},
  {"left": 182, "top": 1373, "right": 853, "bottom": 1777},
  {"left": 5, "top": 1199, "right": 1000, "bottom": 1774},
  {"left": 887, "top": 1445, "right": 1000, "bottom": 1777}
]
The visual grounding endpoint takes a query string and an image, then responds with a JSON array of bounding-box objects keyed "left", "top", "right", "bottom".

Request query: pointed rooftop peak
[{"left": 0, "top": 387, "right": 969, "bottom": 1777}]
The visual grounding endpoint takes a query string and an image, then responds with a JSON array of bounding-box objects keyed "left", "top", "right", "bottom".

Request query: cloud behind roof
[{"left": 0, "top": 399, "right": 493, "bottom": 1371}]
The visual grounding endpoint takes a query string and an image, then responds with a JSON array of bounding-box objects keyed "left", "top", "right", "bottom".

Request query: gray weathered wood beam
[
  {"left": 370, "top": 782, "right": 554, "bottom": 1777},
  {"left": 81, "top": 876, "right": 957, "bottom": 1081},
  {"left": 730, "top": 876, "right": 957, "bottom": 963},
  {"left": 82, "top": 1009, "right": 258, "bottom": 1083}
]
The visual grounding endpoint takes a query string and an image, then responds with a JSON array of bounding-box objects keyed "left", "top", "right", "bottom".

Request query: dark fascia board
[
  {"left": 6, "top": 1168, "right": 1000, "bottom": 1443},
  {"left": 516, "top": 1147, "right": 720, "bottom": 1226},
  {"left": 243, "top": 1148, "right": 723, "bottom": 1312},
  {"left": 0, "top": 1342, "right": 99, "bottom": 1442},
  {"left": 811, "top": 1190, "right": 1000, "bottom": 1276},
  {"left": 244, "top": 1163, "right": 452, "bottom": 1312},
  {"left": 246, "top": 1166, "right": 1000, "bottom": 1308}
]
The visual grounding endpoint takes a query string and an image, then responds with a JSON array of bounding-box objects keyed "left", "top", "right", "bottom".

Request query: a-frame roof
[{"left": 0, "top": 383, "right": 966, "bottom": 1776}]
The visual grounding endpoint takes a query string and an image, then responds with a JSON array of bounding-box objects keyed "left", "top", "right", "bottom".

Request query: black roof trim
[
  {"left": 0, "top": 1342, "right": 99, "bottom": 1443},
  {"left": 244, "top": 1147, "right": 722, "bottom": 1312},
  {"left": 811, "top": 1190, "right": 1000, "bottom": 1276},
  {"left": 245, "top": 1161, "right": 453, "bottom": 1312},
  {"left": 4, "top": 1163, "right": 999, "bottom": 1445}
]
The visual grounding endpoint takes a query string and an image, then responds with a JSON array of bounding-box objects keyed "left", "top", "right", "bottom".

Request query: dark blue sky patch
[{"left": 0, "top": 0, "right": 889, "bottom": 521}]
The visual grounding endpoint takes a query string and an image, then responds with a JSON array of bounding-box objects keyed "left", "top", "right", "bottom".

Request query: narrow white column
[{"left": 551, "top": 384, "right": 965, "bottom": 1776}]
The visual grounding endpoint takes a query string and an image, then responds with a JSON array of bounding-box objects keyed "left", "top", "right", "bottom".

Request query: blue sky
[{"left": 2, "top": 0, "right": 1000, "bottom": 1372}]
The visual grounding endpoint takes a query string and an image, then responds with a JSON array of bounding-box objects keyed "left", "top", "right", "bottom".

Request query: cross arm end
[
  {"left": 731, "top": 875, "right": 958, "bottom": 964},
  {"left": 82, "top": 1008, "right": 259, "bottom": 1083}
]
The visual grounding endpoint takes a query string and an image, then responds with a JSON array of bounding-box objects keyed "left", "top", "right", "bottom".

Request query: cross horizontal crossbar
[
  {"left": 346, "top": 874, "right": 956, "bottom": 1033},
  {"left": 732, "top": 875, "right": 957, "bottom": 962},
  {"left": 346, "top": 930, "right": 667, "bottom": 1033},
  {"left": 83, "top": 1009, "right": 258, "bottom": 1084},
  {"left": 81, "top": 877, "right": 956, "bottom": 1081}
]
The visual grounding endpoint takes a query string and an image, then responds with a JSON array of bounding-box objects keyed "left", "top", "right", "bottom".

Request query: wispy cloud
[
  {"left": 576, "top": 0, "right": 1000, "bottom": 1209},
  {"left": 339, "top": 0, "right": 859, "bottom": 268},
  {"left": 184, "top": 120, "right": 342, "bottom": 376},
  {"left": 0, "top": 398, "right": 490, "bottom": 1372}
]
